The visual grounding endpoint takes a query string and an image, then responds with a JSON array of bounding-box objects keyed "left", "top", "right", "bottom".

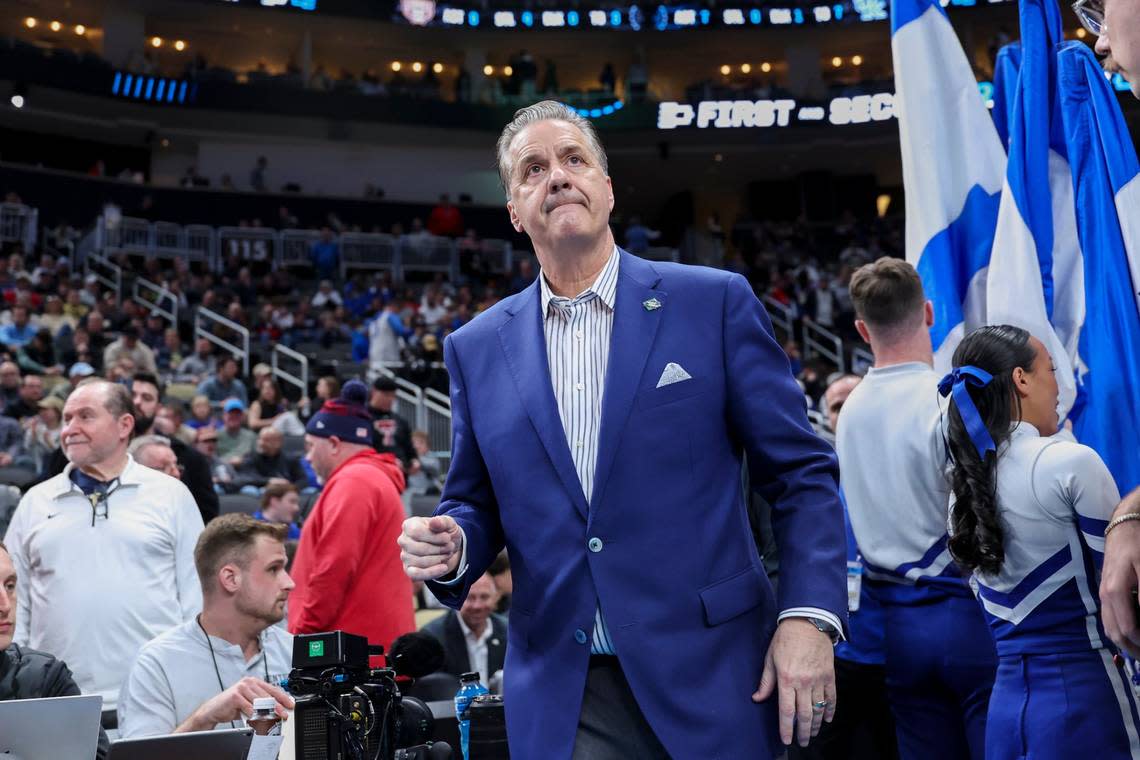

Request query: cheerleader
[{"left": 943, "top": 324, "right": 1140, "bottom": 759}]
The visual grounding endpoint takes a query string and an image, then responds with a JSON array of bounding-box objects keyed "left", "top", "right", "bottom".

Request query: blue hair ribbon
[{"left": 938, "top": 366, "right": 997, "bottom": 459}]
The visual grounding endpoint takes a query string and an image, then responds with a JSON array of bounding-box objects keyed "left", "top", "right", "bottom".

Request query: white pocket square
[{"left": 656, "top": 362, "right": 693, "bottom": 388}]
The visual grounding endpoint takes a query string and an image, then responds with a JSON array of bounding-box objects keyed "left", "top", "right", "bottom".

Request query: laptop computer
[
  {"left": 108, "top": 727, "right": 254, "bottom": 760},
  {"left": 0, "top": 693, "right": 103, "bottom": 760}
]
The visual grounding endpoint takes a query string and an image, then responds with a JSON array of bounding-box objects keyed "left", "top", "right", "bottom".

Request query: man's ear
[
  {"left": 924, "top": 300, "right": 934, "bottom": 328},
  {"left": 507, "top": 201, "right": 524, "bottom": 233},
  {"left": 854, "top": 319, "right": 872, "bottom": 345},
  {"left": 217, "top": 563, "right": 241, "bottom": 595}
]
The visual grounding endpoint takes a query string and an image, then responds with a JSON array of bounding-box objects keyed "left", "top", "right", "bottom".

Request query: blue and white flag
[
  {"left": 891, "top": 0, "right": 1006, "bottom": 371},
  {"left": 1057, "top": 43, "right": 1140, "bottom": 493},
  {"left": 985, "top": 0, "right": 1082, "bottom": 418}
]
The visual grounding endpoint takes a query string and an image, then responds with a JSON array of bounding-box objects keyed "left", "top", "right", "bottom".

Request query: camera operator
[{"left": 117, "top": 514, "right": 295, "bottom": 738}]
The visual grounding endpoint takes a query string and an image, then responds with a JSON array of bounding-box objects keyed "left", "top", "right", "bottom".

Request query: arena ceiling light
[
  {"left": 174, "top": 40, "right": 187, "bottom": 51},
  {"left": 852, "top": 54, "right": 863, "bottom": 65},
  {"left": 74, "top": 24, "right": 86, "bottom": 35},
  {"left": 50, "top": 20, "right": 62, "bottom": 32},
  {"left": 761, "top": 61, "right": 772, "bottom": 72},
  {"left": 432, "top": 62, "right": 444, "bottom": 73},
  {"left": 24, "top": 17, "right": 36, "bottom": 29},
  {"left": 151, "top": 36, "right": 163, "bottom": 47}
]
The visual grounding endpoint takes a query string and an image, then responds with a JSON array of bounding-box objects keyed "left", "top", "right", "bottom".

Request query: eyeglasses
[
  {"left": 1072, "top": 0, "right": 1105, "bottom": 36},
  {"left": 85, "top": 480, "right": 120, "bottom": 527}
]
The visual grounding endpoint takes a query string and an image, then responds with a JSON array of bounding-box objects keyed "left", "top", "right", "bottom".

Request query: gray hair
[
  {"left": 76, "top": 378, "right": 136, "bottom": 421},
  {"left": 128, "top": 434, "right": 172, "bottom": 460},
  {"left": 496, "top": 100, "right": 609, "bottom": 199}
]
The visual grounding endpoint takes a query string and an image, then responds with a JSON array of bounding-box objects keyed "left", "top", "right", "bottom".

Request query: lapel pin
[{"left": 643, "top": 297, "right": 662, "bottom": 311}]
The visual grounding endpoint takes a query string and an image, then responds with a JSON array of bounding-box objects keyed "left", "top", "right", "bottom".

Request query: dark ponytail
[{"left": 945, "top": 324, "right": 1036, "bottom": 576}]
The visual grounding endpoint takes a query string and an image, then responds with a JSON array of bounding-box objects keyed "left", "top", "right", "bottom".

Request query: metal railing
[
  {"left": 0, "top": 203, "right": 37, "bottom": 251},
  {"left": 97, "top": 215, "right": 215, "bottom": 268},
  {"left": 132, "top": 277, "right": 179, "bottom": 327},
  {"left": 803, "top": 320, "right": 846, "bottom": 374},
  {"left": 88, "top": 216, "right": 523, "bottom": 284},
  {"left": 194, "top": 306, "right": 251, "bottom": 376},
  {"left": 401, "top": 236, "right": 458, "bottom": 281},
  {"left": 423, "top": 395, "right": 452, "bottom": 469},
  {"left": 279, "top": 230, "right": 322, "bottom": 270},
  {"left": 84, "top": 252, "right": 123, "bottom": 305},
  {"left": 761, "top": 296, "right": 795, "bottom": 341},
  {"left": 340, "top": 232, "right": 398, "bottom": 280},
  {"left": 271, "top": 343, "right": 310, "bottom": 399},
  {"left": 478, "top": 239, "right": 513, "bottom": 275},
  {"left": 185, "top": 225, "right": 217, "bottom": 269},
  {"left": 218, "top": 227, "right": 275, "bottom": 267}
]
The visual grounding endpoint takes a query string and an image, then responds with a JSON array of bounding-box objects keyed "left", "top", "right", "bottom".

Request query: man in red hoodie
[{"left": 287, "top": 380, "right": 415, "bottom": 653}]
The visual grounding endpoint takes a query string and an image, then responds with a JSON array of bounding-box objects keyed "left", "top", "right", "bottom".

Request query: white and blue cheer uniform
[
  {"left": 837, "top": 362, "right": 996, "bottom": 760},
  {"left": 965, "top": 422, "right": 1140, "bottom": 760}
]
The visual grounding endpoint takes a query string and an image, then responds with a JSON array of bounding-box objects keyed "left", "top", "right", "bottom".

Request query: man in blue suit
[{"left": 399, "top": 101, "right": 846, "bottom": 759}]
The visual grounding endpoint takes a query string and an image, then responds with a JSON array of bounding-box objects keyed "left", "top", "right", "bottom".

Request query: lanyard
[{"left": 197, "top": 616, "right": 270, "bottom": 730}]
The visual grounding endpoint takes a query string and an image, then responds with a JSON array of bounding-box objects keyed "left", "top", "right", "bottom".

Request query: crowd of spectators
[{"left": 0, "top": 172, "right": 906, "bottom": 757}]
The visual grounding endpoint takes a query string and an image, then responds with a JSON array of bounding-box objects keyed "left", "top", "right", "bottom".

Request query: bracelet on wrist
[{"left": 1105, "top": 512, "right": 1140, "bottom": 538}]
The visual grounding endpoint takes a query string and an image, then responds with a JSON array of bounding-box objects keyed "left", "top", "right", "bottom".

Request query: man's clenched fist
[{"left": 399, "top": 515, "right": 463, "bottom": 581}]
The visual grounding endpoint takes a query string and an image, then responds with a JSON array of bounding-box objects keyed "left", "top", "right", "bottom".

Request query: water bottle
[{"left": 454, "top": 671, "right": 489, "bottom": 760}]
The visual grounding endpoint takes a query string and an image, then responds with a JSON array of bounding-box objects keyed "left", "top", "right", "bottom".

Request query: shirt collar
[
  {"left": 53, "top": 454, "right": 145, "bottom": 499},
  {"left": 1009, "top": 420, "right": 1041, "bottom": 439},
  {"left": 864, "top": 361, "right": 934, "bottom": 378},
  {"left": 456, "top": 613, "right": 493, "bottom": 646},
  {"left": 539, "top": 246, "right": 620, "bottom": 320}
]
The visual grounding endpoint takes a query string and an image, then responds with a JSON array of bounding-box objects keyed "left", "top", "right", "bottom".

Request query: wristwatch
[{"left": 806, "top": 617, "right": 841, "bottom": 644}]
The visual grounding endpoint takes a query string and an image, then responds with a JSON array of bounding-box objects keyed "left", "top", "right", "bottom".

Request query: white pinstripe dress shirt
[{"left": 538, "top": 246, "right": 621, "bottom": 654}]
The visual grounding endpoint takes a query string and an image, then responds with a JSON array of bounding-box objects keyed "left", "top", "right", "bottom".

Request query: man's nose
[
  {"left": 548, "top": 165, "right": 570, "bottom": 190},
  {"left": 1095, "top": 33, "right": 1111, "bottom": 56}
]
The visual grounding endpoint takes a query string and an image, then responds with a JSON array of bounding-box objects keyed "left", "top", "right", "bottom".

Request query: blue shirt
[
  {"left": 311, "top": 241, "right": 339, "bottom": 277},
  {"left": 252, "top": 511, "right": 301, "bottom": 540},
  {"left": 0, "top": 323, "right": 37, "bottom": 349}
]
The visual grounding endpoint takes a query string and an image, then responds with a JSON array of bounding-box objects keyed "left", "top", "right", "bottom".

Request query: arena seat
[{"left": 219, "top": 493, "right": 261, "bottom": 515}]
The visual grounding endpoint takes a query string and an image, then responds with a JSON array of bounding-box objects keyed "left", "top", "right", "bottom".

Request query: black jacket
[
  {"left": 0, "top": 644, "right": 110, "bottom": 759},
  {"left": 235, "top": 450, "right": 306, "bottom": 488},
  {"left": 420, "top": 611, "right": 508, "bottom": 681},
  {"left": 369, "top": 407, "right": 415, "bottom": 469}
]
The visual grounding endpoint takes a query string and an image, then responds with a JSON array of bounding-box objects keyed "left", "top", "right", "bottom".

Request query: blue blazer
[{"left": 428, "top": 250, "right": 846, "bottom": 759}]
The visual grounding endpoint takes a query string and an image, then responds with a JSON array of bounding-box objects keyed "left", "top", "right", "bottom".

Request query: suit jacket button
[
  {"left": 588, "top": 537, "right": 604, "bottom": 553},
  {"left": 574, "top": 629, "right": 588, "bottom": 645}
]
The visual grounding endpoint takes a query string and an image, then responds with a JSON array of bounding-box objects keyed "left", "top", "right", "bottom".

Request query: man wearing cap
[
  {"left": 217, "top": 400, "right": 257, "bottom": 468},
  {"left": 288, "top": 380, "right": 415, "bottom": 652},
  {"left": 49, "top": 362, "right": 95, "bottom": 403},
  {"left": 368, "top": 376, "right": 416, "bottom": 470},
  {"left": 103, "top": 325, "right": 158, "bottom": 377}
]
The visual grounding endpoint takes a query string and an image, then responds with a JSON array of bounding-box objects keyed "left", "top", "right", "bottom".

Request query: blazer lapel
[
  {"left": 590, "top": 252, "right": 665, "bottom": 515},
  {"left": 498, "top": 282, "right": 590, "bottom": 519}
]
